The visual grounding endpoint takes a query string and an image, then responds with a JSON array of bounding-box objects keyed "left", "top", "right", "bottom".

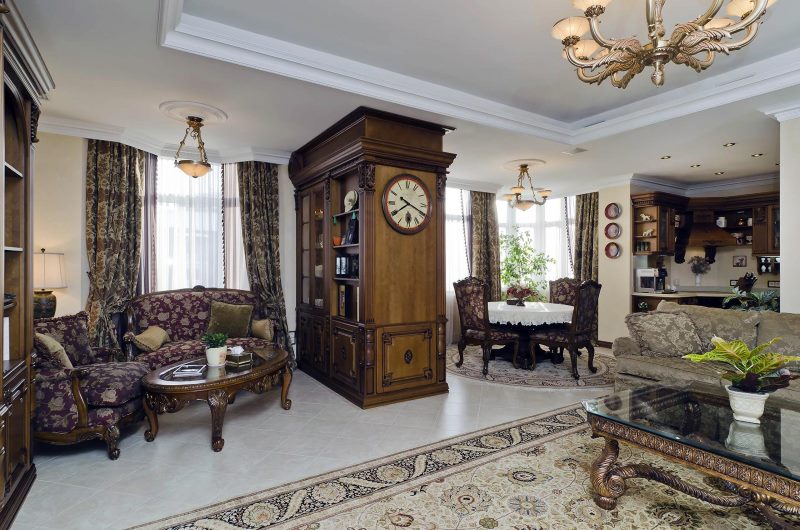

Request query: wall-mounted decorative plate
[
  {"left": 605, "top": 242, "right": 622, "bottom": 259},
  {"left": 605, "top": 202, "right": 622, "bottom": 219},
  {"left": 604, "top": 222, "right": 621, "bottom": 239},
  {"left": 343, "top": 190, "right": 358, "bottom": 212}
]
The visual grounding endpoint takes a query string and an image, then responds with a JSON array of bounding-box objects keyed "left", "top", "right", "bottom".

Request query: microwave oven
[{"left": 636, "top": 268, "right": 659, "bottom": 293}]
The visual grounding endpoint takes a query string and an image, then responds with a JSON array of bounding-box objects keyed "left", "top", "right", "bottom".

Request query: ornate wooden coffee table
[
  {"left": 584, "top": 384, "right": 800, "bottom": 529},
  {"left": 142, "top": 346, "right": 292, "bottom": 452}
]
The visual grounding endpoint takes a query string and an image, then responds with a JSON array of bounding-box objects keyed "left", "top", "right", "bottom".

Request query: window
[
  {"left": 496, "top": 196, "right": 577, "bottom": 283},
  {"left": 155, "top": 158, "right": 248, "bottom": 291},
  {"left": 445, "top": 187, "right": 471, "bottom": 289}
]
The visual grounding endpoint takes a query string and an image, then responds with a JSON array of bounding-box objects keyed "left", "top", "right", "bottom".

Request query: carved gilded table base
[{"left": 589, "top": 416, "right": 800, "bottom": 530}]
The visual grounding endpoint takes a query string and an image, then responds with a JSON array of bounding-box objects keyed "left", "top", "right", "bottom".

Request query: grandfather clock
[{"left": 290, "top": 107, "right": 456, "bottom": 408}]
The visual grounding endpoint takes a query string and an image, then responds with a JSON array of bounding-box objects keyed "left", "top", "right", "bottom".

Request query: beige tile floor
[{"left": 13, "top": 355, "right": 613, "bottom": 529}]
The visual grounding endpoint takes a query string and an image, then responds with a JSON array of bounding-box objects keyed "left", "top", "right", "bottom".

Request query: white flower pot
[
  {"left": 725, "top": 421, "right": 768, "bottom": 458},
  {"left": 205, "top": 346, "right": 227, "bottom": 367},
  {"left": 726, "top": 385, "right": 769, "bottom": 424}
]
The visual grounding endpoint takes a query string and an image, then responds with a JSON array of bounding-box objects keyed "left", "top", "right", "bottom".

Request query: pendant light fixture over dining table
[{"left": 501, "top": 159, "right": 551, "bottom": 211}]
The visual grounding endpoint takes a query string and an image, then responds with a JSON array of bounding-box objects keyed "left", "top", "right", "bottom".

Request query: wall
[
  {"left": 667, "top": 247, "right": 779, "bottom": 291},
  {"left": 32, "top": 133, "right": 89, "bottom": 316},
  {"left": 277, "top": 165, "right": 297, "bottom": 336},
  {"left": 597, "top": 182, "right": 633, "bottom": 343},
  {"left": 780, "top": 117, "right": 800, "bottom": 313}
]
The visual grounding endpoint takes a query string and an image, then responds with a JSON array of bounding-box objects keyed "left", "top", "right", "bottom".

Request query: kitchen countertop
[{"left": 632, "top": 291, "right": 730, "bottom": 298}]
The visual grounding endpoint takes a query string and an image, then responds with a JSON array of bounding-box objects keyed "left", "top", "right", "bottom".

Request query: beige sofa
[{"left": 613, "top": 301, "right": 800, "bottom": 401}]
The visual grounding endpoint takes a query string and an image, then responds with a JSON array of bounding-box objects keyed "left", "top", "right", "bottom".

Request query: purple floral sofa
[
  {"left": 33, "top": 312, "right": 149, "bottom": 459},
  {"left": 123, "top": 286, "right": 276, "bottom": 369}
]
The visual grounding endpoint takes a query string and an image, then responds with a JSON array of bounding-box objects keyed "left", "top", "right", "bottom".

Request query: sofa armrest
[
  {"left": 613, "top": 336, "right": 641, "bottom": 358},
  {"left": 34, "top": 367, "right": 91, "bottom": 428}
]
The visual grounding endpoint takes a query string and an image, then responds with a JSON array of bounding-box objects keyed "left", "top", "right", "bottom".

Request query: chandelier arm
[
  {"left": 691, "top": 0, "right": 725, "bottom": 28},
  {"left": 725, "top": 22, "right": 759, "bottom": 51},
  {"left": 587, "top": 17, "right": 616, "bottom": 49},
  {"left": 645, "top": 0, "right": 666, "bottom": 45},
  {"left": 577, "top": 65, "right": 615, "bottom": 84},
  {"left": 175, "top": 126, "right": 191, "bottom": 159},
  {"left": 565, "top": 46, "right": 604, "bottom": 69},
  {"left": 725, "top": 0, "right": 768, "bottom": 34}
]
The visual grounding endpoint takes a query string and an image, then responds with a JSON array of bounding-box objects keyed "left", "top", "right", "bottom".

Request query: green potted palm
[
  {"left": 683, "top": 337, "right": 798, "bottom": 423},
  {"left": 499, "top": 231, "right": 553, "bottom": 304},
  {"left": 202, "top": 332, "right": 228, "bottom": 367}
]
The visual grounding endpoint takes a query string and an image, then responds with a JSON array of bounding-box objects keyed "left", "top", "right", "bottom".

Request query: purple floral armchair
[{"left": 33, "top": 312, "right": 149, "bottom": 459}]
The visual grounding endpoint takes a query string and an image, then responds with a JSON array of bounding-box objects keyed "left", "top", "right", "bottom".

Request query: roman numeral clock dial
[{"left": 381, "top": 174, "right": 432, "bottom": 234}]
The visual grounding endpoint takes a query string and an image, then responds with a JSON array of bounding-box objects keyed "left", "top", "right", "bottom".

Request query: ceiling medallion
[
  {"left": 552, "top": 0, "right": 778, "bottom": 89},
  {"left": 500, "top": 160, "right": 551, "bottom": 211}
]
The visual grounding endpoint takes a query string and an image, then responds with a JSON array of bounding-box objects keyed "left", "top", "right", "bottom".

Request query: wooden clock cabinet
[{"left": 290, "top": 107, "right": 456, "bottom": 407}]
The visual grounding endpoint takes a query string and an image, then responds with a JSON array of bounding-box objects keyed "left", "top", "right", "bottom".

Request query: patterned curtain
[
  {"left": 470, "top": 191, "right": 501, "bottom": 301},
  {"left": 574, "top": 192, "right": 599, "bottom": 283},
  {"left": 85, "top": 140, "right": 145, "bottom": 349},
  {"left": 138, "top": 152, "right": 158, "bottom": 295},
  {"left": 237, "top": 161, "right": 293, "bottom": 359}
]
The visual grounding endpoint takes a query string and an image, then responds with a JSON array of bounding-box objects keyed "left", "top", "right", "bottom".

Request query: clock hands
[
  {"left": 400, "top": 197, "right": 426, "bottom": 216},
  {"left": 390, "top": 203, "right": 410, "bottom": 216}
]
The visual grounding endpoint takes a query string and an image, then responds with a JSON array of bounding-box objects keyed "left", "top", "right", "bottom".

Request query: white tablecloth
[{"left": 488, "top": 301, "right": 573, "bottom": 327}]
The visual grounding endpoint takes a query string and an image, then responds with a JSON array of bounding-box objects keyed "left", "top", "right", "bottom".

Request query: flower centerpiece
[
  {"left": 687, "top": 256, "right": 710, "bottom": 286},
  {"left": 683, "top": 337, "right": 799, "bottom": 423},
  {"left": 506, "top": 285, "right": 535, "bottom": 306},
  {"left": 202, "top": 332, "right": 228, "bottom": 367}
]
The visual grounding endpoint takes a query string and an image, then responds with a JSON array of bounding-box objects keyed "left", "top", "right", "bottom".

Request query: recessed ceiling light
[
  {"left": 715, "top": 171, "right": 726, "bottom": 175},
  {"left": 690, "top": 164, "right": 701, "bottom": 168},
  {"left": 723, "top": 142, "right": 736, "bottom": 147},
  {"left": 660, "top": 155, "right": 672, "bottom": 159},
  {"left": 751, "top": 153, "right": 764, "bottom": 158}
]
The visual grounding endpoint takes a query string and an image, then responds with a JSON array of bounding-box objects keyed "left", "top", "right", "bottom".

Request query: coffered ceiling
[{"left": 17, "top": 0, "right": 800, "bottom": 196}]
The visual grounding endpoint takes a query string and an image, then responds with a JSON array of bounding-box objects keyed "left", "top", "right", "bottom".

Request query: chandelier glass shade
[
  {"left": 553, "top": 0, "right": 777, "bottom": 89},
  {"left": 501, "top": 164, "right": 551, "bottom": 211},
  {"left": 174, "top": 116, "right": 211, "bottom": 178}
]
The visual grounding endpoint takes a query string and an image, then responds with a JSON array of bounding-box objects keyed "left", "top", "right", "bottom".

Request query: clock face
[{"left": 382, "top": 174, "right": 432, "bottom": 234}]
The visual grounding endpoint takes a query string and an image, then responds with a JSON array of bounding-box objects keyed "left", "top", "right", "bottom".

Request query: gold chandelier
[
  {"left": 501, "top": 163, "right": 551, "bottom": 211},
  {"left": 552, "top": 0, "right": 778, "bottom": 89},
  {"left": 174, "top": 116, "right": 211, "bottom": 177}
]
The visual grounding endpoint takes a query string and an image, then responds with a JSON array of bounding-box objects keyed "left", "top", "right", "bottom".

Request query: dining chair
[
  {"left": 547, "top": 278, "right": 580, "bottom": 358},
  {"left": 529, "top": 280, "right": 602, "bottom": 380},
  {"left": 453, "top": 277, "right": 521, "bottom": 375}
]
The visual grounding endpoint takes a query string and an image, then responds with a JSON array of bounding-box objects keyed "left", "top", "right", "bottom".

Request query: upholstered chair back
[
  {"left": 453, "top": 277, "right": 490, "bottom": 333},
  {"left": 33, "top": 312, "right": 94, "bottom": 367},
  {"left": 549, "top": 277, "right": 580, "bottom": 306},
  {"left": 572, "top": 280, "right": 602, "bottom": 337}
]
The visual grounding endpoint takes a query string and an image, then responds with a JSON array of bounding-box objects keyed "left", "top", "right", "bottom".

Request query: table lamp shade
[{"left": 33, "top": 252, "right": 67, "bottom": 290}]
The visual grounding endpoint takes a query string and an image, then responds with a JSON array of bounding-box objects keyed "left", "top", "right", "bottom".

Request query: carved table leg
[
  {"left": 591, "top": 438, "right": 625, "bottom": 509},
  {"left": 208, "top": 389, "right": 229, "bottom": 452},
  {"left": 281, "top": 365, "right": 293, "bottom": 410},
  {"left": 143, "top": 393, "right": 159, "bottom": 442},
  {"left": 104, "top": 424, "right": 121, "bottom": 460}
]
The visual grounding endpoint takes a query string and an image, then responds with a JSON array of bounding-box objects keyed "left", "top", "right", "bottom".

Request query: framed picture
[
  {"left": 768, "top": 281, "right": 780, "bottom": 288},
  {"left": 729, "top": 280, "right": 738, "bottom": 287},
  {"left": 732, "top": 256, "right": 747, "bottom": 268}
]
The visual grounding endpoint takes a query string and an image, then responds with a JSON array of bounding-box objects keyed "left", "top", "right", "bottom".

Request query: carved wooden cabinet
[
  {"left": 291, "top": 107, "right": 455, "bottom": 407},
  {"left": 631, "top": 193, "right": 687, "bottom": 256},
  {"left": 752, "top": 204, "right": 780, "bottom": 256}
]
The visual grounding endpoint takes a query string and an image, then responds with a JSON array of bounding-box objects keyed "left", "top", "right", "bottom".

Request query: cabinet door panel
[
  {"left": 377, "top": 325, "right": 434, "bottom": 393},
  {"left": 311, "top": 317, "right": 327, "bottom": 373},
  {"left": 331, "top": 322, "right": 360, "bottom": 391},
  {"left": 5, "top": 383, "right": 26, "bottom": 481}
]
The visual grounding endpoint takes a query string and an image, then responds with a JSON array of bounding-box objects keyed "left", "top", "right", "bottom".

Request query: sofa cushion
[
  {"left": 33, "top": 311, "right": 93, "bottom": 366},
  {"left": 127, "top": 289, "right": 262, "bottom": 342},
  {"left": 656, "top": 301, "right": 760, "bottom": 350},
  {"left": 33, "top": 368, "right": 79, "bottom": 433},
  {"left": 757, "top": 312, "right": 800, "bottom": 358},
  {"left": 135, "top": 337, "right": 275, "bottom": 370},
  {"left": 207, "top": 301, "right": 253, "bottom": 338},
  {"left": 34, "top": 333, "right": 74, "bottom": 369},
  {"left": 131, "top": 326, "right": 170, "bottom": 352},
  {"left": 616, "top": 354, "right": 723, "bottom": 387},
  {"left": 79, "top": 362, "right": 149, "bottom": 407},
  {"left": 251, "top": 319, "right": 274, "bottom": 341},
  {"left": 626, "top": 311, "right": 704, "bottom": 358}
]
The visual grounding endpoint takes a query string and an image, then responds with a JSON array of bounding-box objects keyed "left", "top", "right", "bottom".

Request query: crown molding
[
  {"left": 763, "top": 103, "right": 800, "bottom": 123},
  {"left": 632, "top": 173, "right": 779, "bottom": 196},
  {"left": 38, "top": 115, "right": 291, "bottom": 164},
  {"left": 4, "top": 0, "right": 55, "bottom": 104},
  {"left": 158, "top": 0, "right": 800, "bottom": 147}
]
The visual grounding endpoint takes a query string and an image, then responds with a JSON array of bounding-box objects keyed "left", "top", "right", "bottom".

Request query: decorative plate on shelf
[
  {"left": 604, "top": 222, "right": 621, "bottom": 240},
  {"left": 343, "top": 190, "right": 358, "bottom": 212},
  {"left": 605, "top": 242, "right": 622, "bottom": 259},
  {"left": 604, "top": 202, "right": 622, "bottom": 219}
]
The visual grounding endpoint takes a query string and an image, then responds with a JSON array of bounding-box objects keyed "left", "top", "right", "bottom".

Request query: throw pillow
[
  {"left": 657, "top": 302, "right": 760, "bottom": 350},
  {"left": 757, "top": 313, "right": 800, "bottom": 358},
  {"left": 132, "top": 326, "right": 170, "bottom": 352},
  {"left": 207, "top": 301, "right": 253, "bottom": 338},
  {"left": 34, "top": 333, "right": 74, "bottom": 369},
  {"left": 251, "top": 319, "right": 274, "bottom": 341},
  {"left": 626, "top": 311, "right": 705, "bottom": 358}
]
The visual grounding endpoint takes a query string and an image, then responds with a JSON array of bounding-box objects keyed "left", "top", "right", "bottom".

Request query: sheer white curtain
[
  {"left": 156, "top": 158, "right": 224, "bottom": 290},
  {"left": 495, "top": 196, "right": 577, "bottom": 291},
  {"left": 445, "top": 187, "right": 471, "bottom": 344},
  {"left": 222, "top": 163, "right": 249, "bottom": 290}
]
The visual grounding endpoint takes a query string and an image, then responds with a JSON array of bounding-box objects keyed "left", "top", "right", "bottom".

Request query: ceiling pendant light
[
  {"left": 500, "top": 161, "right": 551, "bottom": 210},
  {"left": 174, "top": 116, "right": 211, "bottom": 177},
  {"left": 553, "top": 0, "right": 778, "bottom": 89}
]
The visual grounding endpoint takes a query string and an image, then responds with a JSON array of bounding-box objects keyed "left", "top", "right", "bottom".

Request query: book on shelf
[
  {"left": 343, "top": 215, "right": 359, "bottom": 244},
  {"left": 338, "top": 284, "right": 347, "bottom": 317}
]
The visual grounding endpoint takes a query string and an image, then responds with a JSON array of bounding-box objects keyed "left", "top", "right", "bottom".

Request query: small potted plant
[
  {"left": 202, "top": 332, "right": 228, "bottom": 367},
  {"left": 683, "top": 337, "right": 799, "bottom": 424},
  {"left": 506, "top": 285, "right": 535, "bottom": 306},
  {"left": 687, "top": 255, "right": 710, "bottom": 286}
]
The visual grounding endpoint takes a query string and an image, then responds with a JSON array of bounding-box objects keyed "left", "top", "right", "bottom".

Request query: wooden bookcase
[{"left": 290, "top": 107, "right": 456, "bottom": 408}]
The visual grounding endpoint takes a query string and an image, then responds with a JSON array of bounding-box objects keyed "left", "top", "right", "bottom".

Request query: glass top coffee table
[
  {"left": 142, "top": 346, "right": 292, "bottom": 452},
  {"left": 583, "top": 383, "right": 800, "bottom": 529}
]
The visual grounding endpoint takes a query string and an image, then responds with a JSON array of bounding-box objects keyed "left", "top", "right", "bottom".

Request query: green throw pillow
[
  {"left": 34, "top": 333, "right": 74, "bottom": 369},
  {"left": 132, "top": 326, "right": 170, "bottom": 352},
  {"left": 251, "top": 319, "right": 274, "bottom": 341},
  {"left": 207, "top": 301, "right": 253, "bottom": 338}
]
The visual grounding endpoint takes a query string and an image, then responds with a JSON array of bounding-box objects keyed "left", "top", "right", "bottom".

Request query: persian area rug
[
  {"left": 446, "top": 344, "right": 616, "bottom": 388},
  {"left": 130, "top": 405, "right": 771, "bottom": 530}
]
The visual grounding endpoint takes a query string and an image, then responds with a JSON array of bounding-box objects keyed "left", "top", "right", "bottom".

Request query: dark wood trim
[
  {"left": 597, "top": 340, "right": 612, "bottom": 348},
  {"left": 0, "top": 463, "right": 35, "bottom": 530}
]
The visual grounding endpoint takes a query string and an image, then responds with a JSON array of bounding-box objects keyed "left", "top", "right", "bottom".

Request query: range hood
[{"left": 681, "top": 210, "right": 737, "bottom": 264}]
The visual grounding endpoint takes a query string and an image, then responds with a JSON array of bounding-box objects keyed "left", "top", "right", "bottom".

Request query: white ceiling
[{"left": 17, "top": 0, "right": 800, "bottom": 197}]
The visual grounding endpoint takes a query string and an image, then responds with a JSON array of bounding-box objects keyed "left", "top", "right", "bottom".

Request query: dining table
[{"left": 487, "top": 301, "right": 574, "bottom": 369}]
